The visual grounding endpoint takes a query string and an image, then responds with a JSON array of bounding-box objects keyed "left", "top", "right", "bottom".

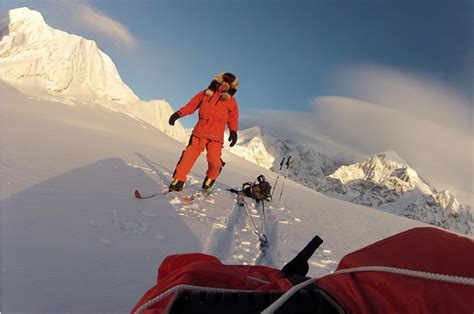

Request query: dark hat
[{"left": 205, "top": 72, "right": 239, "bottom": 100}]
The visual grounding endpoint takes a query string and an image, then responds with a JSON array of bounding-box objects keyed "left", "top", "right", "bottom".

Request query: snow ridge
[
  {"left": 0, "top": 7, "right": 138, "bottom": 104},
  {"left": 230, "top": 129, "right": 473, "bottom": 235},
  {"left": 0, "top": 7, "right": 188, "bottom": 142},
  {"left": 229, "top": 126, "right": 339, "bottom": 184},
  {"left": 316, "top": 152, "right": 473, "bottom": 234}
]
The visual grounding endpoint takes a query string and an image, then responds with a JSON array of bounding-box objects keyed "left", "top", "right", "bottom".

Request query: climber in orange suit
[{"left": 168, "top": 72, "right": 239, "bottom": 191}]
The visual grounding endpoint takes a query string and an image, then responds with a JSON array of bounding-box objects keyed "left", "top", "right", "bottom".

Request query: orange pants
[{"left": 173, "top": 135, "right": 224, "bottom": 182}]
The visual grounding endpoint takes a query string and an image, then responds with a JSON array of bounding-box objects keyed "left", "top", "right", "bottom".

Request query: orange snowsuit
[{"left": 173, "top": 87, "right": 239, "bottom": 182}]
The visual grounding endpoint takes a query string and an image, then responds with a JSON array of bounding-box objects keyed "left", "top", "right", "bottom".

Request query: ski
[
  {"left": 134, "top": 189, "right": 160, "bottom": 199},
  {"left": 135, "top": 187, "right": 212, "bottom": 202}
]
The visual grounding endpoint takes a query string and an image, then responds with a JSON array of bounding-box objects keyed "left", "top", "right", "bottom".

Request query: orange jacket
[{"left": 178, "top": 88, "right": 239, "bottom": 143}]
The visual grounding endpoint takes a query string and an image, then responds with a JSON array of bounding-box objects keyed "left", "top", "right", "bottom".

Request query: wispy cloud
[
  {"left": 61, "top": 1, "right": 136, "bottom": 50},
  {"left": 242, "top": 65, "right": 473, "bottom": 204}
]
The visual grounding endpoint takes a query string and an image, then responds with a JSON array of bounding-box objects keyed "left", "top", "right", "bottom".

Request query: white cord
[
  {"left": 261, "top": 265, "right": 474, "bottom": 314},
  {"left": 333, "top": 266, "right": 474, "bottom": 285}
]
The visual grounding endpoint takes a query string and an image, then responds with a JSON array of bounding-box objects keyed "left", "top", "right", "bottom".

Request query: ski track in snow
[
  {"left": 131, "top": 163, "right": 284, "bottom": 267},
  {"left": 128, "top": 162, "right": 334, "bottom": 269},
  {"left": 203, "top": 201, "right": 246, "bottom": 260}
]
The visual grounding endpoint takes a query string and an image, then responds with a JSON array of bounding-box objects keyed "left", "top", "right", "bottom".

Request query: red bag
[{"left": 132, "top": 227, "right": 474, "bottom": 313}]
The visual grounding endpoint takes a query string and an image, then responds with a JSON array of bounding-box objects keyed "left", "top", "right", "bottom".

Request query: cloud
[
  {"left": 61, "top": 1, "right": 136, "bottom": 50},
  {"left": 333, "top": 65, "right": 472, "bottom": 135},
  {"left": 242, "top": 66, "right": 473, "bottom": 205}
]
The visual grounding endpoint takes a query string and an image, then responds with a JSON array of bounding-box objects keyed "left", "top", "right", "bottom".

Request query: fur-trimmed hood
[{"left": 205, "top": 72, "right": 239, "bottom": 100}]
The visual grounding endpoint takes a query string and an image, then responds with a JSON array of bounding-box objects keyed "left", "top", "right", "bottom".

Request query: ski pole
[
  {"left": 271, "top": 157, "right": 286, "bottom": 197},
  {"left": 279, "top": 156, "right": 291, "bottom": 201}
]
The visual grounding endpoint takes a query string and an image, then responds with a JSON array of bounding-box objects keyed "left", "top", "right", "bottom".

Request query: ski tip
[{"left": 134, "top": 190, "right": 142, "bottom": 199}]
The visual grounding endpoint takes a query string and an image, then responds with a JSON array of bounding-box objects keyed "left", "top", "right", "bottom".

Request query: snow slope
[
  {"left": 0, "top": 7, "right": 188, "bottom": 142},
  {"left": 0, "top": 81, "right": 429, "bottom": 312}
]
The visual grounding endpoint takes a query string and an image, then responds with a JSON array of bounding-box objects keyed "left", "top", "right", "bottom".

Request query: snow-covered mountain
[
  {"left": 229, "top": 126, "right": 340, "bottom": 185},
  {"left": 0, "top": 7, "right": 188, "bottom": 142},
  {"left": 316, "top": 151, "right": 473, "bottom": 234},
  {"left": 230, "top": 128, "right": 473, "bottom": 235},
  {"left": 0, "top": 7, "right": 137, "bottom": 103}
]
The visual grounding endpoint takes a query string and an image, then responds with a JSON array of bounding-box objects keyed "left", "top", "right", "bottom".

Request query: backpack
[
  {"left": 132, "top": 227, "right": 474, "bottom": 314},
  {"left": 242, "top": 175, "right": 272, "bottom": 202}
]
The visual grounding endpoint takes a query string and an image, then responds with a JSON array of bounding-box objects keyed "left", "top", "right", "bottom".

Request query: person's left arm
[
  {"left": 227, "top": 99, "right": 239, "bottom": 132},
  {"left": 227, "top": 99, "right": 239, "bottom": 147}
]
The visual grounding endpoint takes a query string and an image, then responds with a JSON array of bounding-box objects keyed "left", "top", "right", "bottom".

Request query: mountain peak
[
  {"left": 328, "top": 150, "right": 417, "bottom": 186},
  {"left": 0, "top": 7, "right": 139, "bottom": 104},
  {"left": 1, "top": 7, "right": 46, "bottom": 31},
  {"left": 373, "top": 150, "right": 408, "bottom": 167},
  {"left": 8, "top": 7, "right": 43, "bottom": 21}
]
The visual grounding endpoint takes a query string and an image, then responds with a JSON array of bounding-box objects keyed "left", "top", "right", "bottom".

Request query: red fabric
[
  {"left": 316, "top": 227, "right": 474, "bottom": 314},
  {"left": 173, "top": 135, "right": 223, "bottom": 181},
  {"left": 178, "top": 88, "right": 239, "bottom": 143},
  {"left": 132, "top": 228, "right": 474, "bottom": 314},
  {"left": 131, "top": 253, "right": 291, "bottom": 314}
]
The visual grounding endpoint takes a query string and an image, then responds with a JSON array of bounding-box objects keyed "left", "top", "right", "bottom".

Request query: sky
[
  {"left": 0, "top": 0, "right": 471, "bottom": 111},
  {"left": 1, "top": 0, "right": 473, "bottom": 203}
]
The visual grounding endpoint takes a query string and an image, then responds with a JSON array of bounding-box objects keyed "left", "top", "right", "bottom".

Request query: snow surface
[{"left": 0, "top": 81, "right": 429, "bottom": 312}]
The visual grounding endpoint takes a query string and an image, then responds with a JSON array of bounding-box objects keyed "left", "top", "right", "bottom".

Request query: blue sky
[{"left": 1, "top": 0, "right": 471, "bottom": 118}]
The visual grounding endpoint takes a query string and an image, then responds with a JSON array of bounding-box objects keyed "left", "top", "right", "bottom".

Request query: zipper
[{"left": 208, "top": 90, "right": 219, "bottom": 106}]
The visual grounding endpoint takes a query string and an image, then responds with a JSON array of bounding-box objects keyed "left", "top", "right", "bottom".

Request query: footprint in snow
[
  {"left": 155, "top": 234, "right": 166, "bottom": 240},
  {"left": 112, "top": 211, "right": 147, "bottom": 234}
]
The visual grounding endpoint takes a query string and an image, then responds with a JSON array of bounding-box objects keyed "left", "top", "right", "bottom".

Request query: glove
[
  {"left": 228, "top": 131, "right": 238, "bottom": 147},
  {"left": 168, "top": 112, "right": 180, "bottom": 126}
]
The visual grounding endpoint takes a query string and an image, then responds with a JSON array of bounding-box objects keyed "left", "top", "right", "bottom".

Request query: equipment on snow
[
  {"left": 242, "top": 174, "right": 272, "bottom": 202},
  {"left": 228, "top": 175, "right": 273, "bottom": 265},
  {"left": 229, "top": 175, "right": 272, "bottom": 203},
  {"left": 271, "top": 157, "right": 286, "bottom": 198},
  {"left": 132, "top": 227, "right": 474, "bottom": 314},
  {"left": 278, "top": 155, "right": 291, "bottom": 201},
  {"left": 134, "top": 189, "right": 159, "bottom": 200}
]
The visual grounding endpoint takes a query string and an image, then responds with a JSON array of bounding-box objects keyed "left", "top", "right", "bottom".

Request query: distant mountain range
[
  {"left": 1, "top": 7, "right": 471, "bottom": 235},
  {"left": 229, "top": 128, "right": 473, "bottom": 235}
]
